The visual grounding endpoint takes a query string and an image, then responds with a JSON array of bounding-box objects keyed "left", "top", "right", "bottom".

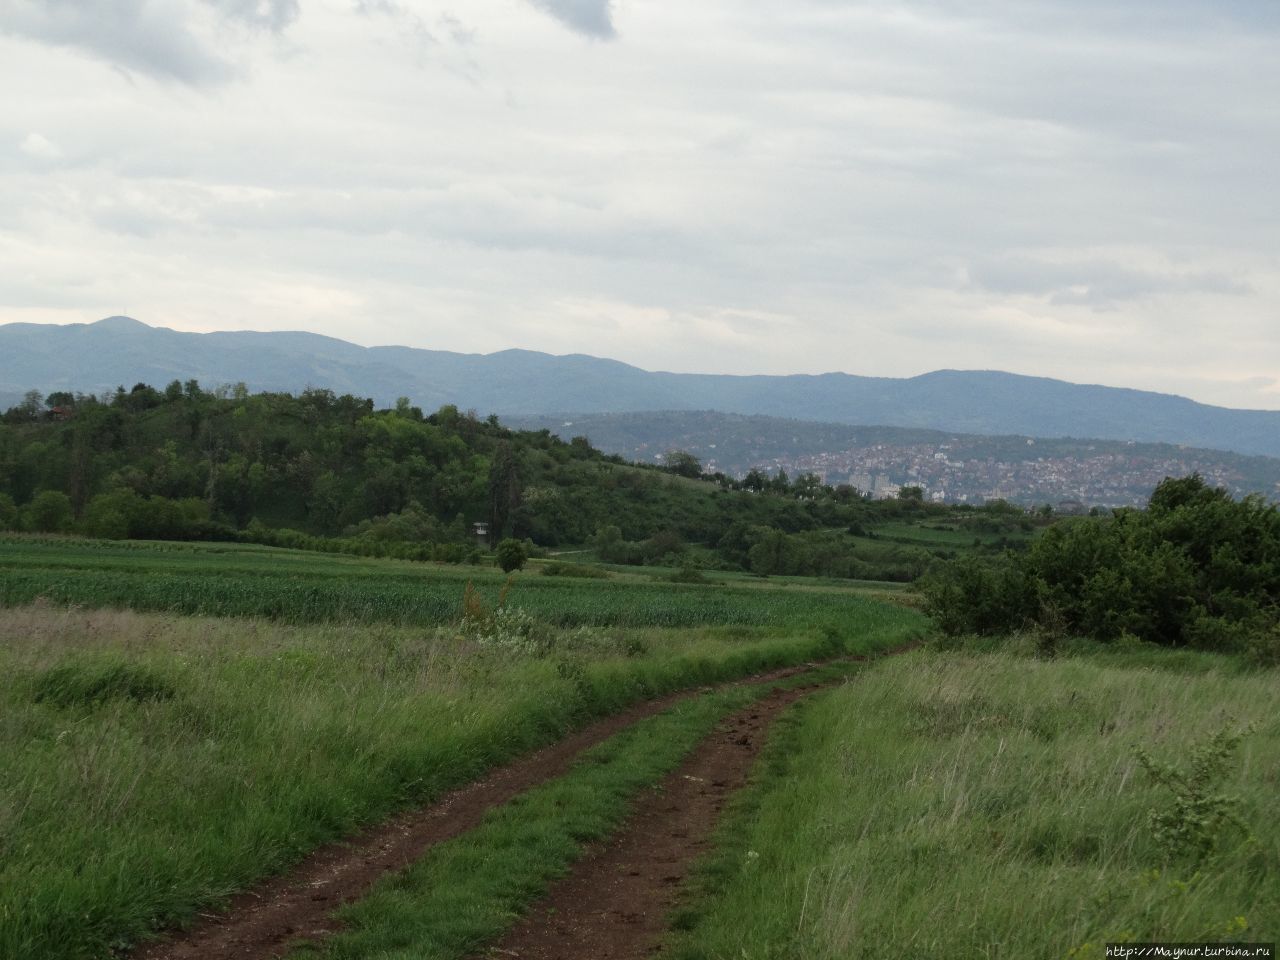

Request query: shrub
[
  {"left": 1136, "top": 724, "right": 1255, "bottom": 864},
  {"left": 495, "top": 538, "right": 527, "bottom": 573},
  {"left": 0, "top": 492, "right": 18, "bottom": 530},
  {"left": 923, "top": 475, "right": 1280, "bottom": 651},
  {"left": 24, "top": 490, "right": 73, "bottom": 533}
]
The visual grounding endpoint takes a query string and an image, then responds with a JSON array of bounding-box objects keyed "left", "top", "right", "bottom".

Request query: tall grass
[
  {"left": 671, "top": 650, "right": 1280, "bottom": 959},
  {"left": 0, "top": 598, "right": 923, "bottom": 960}
]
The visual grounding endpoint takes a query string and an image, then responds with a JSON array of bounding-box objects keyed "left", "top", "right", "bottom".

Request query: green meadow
[
  {"left": 0, "top": 536, "right": 923, "bottom": 960},
  {"left": 670, "top": 643, "right": 1280, "bottom": 959}
]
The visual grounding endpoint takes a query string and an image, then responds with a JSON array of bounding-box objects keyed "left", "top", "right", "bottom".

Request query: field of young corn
[{"left": 0, "top": 536, "right": 897, "bottom": 628}]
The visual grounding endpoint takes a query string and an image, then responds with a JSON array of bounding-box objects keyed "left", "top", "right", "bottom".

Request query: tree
[
  {"left": 898, "top": 485, "right": 924, "bottom": 503},
  {"left": 748, "top": 526, "right": 791, "bottom": 577},
  {"left": 488, "top": 440, "right": 522, "bottom": 544},
  {"left": 0, "top": 492, "right": 17, "bottom": 530},
  {"left": 25, "top": 490, "right": 73, "bottom": 532},
  {"left": 663, "top": 450, "right": 702, "bottom": 479},
  {"left": 592, "top": 524, "right": 627, "bottom": 563},
  {"left": 14, "top": 390, "right": 43, "bottom": 422},
  {"left": 495, "top": 537, "right": 527, "bottom": 573}
]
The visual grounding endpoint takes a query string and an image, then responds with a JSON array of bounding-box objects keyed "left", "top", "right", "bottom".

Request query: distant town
[
  {"left": 508, "top": 411, "right": 1280, "bottom": 511},
  {"left": 726, "top": 440, "right": 1275, "bottom": 509}
]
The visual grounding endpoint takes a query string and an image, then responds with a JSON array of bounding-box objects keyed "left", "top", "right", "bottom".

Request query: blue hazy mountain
[{"left": 2, "top": 316, "right": 1278, "bottom": 458}]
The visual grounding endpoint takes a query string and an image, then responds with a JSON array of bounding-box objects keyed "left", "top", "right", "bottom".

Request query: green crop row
[{"left": 0, "top": 538, "right": 900, "bottom": 630}]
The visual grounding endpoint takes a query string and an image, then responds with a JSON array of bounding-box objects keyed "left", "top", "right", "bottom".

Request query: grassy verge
[
  {"left": 0, "top": 599, "right": 922, "bottom": 960},
  {"left": 289, "top": 662, "right": 862, "bottom": 960},
  {"left": 670, "top": 649, "right": 1280, "bottom": 959}
]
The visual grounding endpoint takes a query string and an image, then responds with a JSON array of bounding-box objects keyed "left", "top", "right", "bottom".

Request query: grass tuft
[{"left": 31, "top": 657, "right": 176, "bottom": 708}]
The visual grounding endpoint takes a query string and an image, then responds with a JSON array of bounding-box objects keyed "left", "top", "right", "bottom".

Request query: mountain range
[{"left": 2, "top": 316, "right": 1278, "bottom": 459}]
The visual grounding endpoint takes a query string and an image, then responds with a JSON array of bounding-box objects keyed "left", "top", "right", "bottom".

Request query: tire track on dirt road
[
  {"left": 470, "top": 679, "right": 837, "bottom": 960},
  {"left": 133, "top": 648, "right": 916, "bottom": 960}
]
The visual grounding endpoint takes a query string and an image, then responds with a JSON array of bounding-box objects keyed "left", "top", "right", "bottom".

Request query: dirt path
[
  {"left": 472, "top": 680, "right": 827, "bottom": 960},
  {"left": 132, "top": 656, "right": 868, "bottom": 960}
]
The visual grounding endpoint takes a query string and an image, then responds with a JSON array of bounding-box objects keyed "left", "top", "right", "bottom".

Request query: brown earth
[
  {"left": 131, "top": 655, "right": 871, "bottom": 960},
  {"left": 473, "top": 680, "right": 829, "bottom": 960}
]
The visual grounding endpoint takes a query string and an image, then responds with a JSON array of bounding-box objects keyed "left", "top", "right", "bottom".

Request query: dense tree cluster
[
  {"left": 923, "top": 474, "right": 1280, "bottom": 658},
  {"left": 1, "top": 383, "right": 1029, "bottom": 578}
]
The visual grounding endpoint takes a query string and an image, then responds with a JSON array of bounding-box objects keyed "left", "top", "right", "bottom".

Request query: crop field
[
  {"left": 670, "top": 644, "right": 1280, "bottom": 959},
  {"left": 0, "top": 536, "right": 900, "bottom": 629},
  {"left": 0, "top": 536, "right": 925, "bottom": 960},
  {"left": 872, "top": 519, "right": 1039, "bottom": 548}
]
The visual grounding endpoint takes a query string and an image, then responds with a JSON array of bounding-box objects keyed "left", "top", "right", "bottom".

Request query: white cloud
[{"left": 19, "top": 133, "right": 62, "bottom": 160}]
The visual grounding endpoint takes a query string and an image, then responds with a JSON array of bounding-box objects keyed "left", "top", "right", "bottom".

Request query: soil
[
  {"left": 472, "top": 680, "right": 827, "bottom": 960},
  {"left": 131, "top": 655, "right": 868, "bottom": 960}
]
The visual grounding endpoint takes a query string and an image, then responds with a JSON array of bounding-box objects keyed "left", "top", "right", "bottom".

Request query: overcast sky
[{"left": 2, "top": 0, "right": 1277, "bottom": 409}]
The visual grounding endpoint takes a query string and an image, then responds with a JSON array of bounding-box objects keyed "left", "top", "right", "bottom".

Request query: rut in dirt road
[
  {"left": 131, "top": 656, "right": 860, "bottom": 960},
  {"left": 473, "top": 680, "right": 830, "bottom": 960}
]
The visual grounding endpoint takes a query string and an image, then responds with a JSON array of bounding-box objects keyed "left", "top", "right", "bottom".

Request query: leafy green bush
[
  {"left": 495, "top": 538, "right": 528, "bottom": 573},
  {"left": 1136, "top": 724, "right": 1255, "bottom": 864},
  {"left": 922, "top": 475, "right": 1280, "bottom": 652}
]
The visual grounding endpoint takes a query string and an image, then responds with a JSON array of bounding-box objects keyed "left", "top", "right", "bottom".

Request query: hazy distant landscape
[
  {"left": 508, "top": 410, "right": 1280, "bottom": 507},
  {"left": 5, "top": 1, "right": 1279, "bottom": 957},
  {"left": 4, "top": 317, "right": 1280, "bottom": 458}
]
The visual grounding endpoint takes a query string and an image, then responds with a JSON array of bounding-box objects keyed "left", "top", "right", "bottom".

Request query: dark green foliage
[
  {"left": 495, "top": 537, "right": 527, "bottom": 573},
  {"left": 923, "top": 475, "right": 1280, "bottom": 650},
  {"left": 32, "top": 658, "right": 176, "bottom": 708},
  {"left": 24, "top": 490, "right": 72, "bottom": 532},
  {"left": 541, "top": 561, "right": 610, "bottom": 579},
  {"left": 1, "top": 383, "right": 1043, "bottom": 581}
]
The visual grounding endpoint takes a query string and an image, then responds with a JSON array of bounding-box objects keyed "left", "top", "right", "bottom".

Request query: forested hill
[
  {"left": 3, "top": 317, "right": 1280, "bottom": 458},
  {"left": 0, "top": 384, "right": 916, "bottom": 560}
]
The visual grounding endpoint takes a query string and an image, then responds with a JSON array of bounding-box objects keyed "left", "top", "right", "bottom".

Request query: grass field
[
  {"left": 0, "top": 536, "right": 925, "bottom": 960},
  {"left": 670, "top": 646, "right": 1280, "bottom": 959},
  {"left": 0, "top": 536, "right": 899, "bottom": 628}
]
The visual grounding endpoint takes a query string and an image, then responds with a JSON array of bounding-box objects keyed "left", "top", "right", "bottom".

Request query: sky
[{"left": 2, "top": 0, "right": 1278, "bottom": 410}]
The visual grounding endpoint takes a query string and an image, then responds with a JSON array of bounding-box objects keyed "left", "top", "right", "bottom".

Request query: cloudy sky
[{"left": 2, "top": 0, "right": 1277, "bottom": 409}]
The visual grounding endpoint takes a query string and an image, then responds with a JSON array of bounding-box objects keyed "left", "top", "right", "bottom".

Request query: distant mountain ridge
[{"left": 2, "top": 316, "right": 1279, "bottom": 458}]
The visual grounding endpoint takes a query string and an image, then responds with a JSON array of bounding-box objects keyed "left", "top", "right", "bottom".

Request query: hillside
[
  {"left": 3, "top": 317, "right": 1280, "bottom": 457},
  {"left": 1, "top": 383, "right": 1037, "bottom": 580},
  {"left": 505, "top": 410, "right": 1280, "bottom": 506}
]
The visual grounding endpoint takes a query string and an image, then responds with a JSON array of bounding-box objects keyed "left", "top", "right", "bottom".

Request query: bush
[
  {"left": 922, "top": 475, "right": 1280, "bottom": 652},
  {"left": 24, "top": 490, "right": 73, "bottom": 533},
  {"left": 495, "top": 538, "right": 527, "bottom": 573},
  {"left": 0, "top": 492, "right": 18, "bottom": 530}
]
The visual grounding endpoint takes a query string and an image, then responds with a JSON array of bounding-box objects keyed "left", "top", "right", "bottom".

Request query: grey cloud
[
  {"left": 969, "top": 257, "right": 1252, "bottom": 307},
  {"left": 0, "top": 0, "right": 234, "bottom": 84},
  {"left": 524, "top": 0, "right": 614, "bottom": 38},
  {"left": 204, "top": 0, "right": 299, "bottom": 32},
  {"left": 0, "top": 0, "right": 300, "bottom": 85}
]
